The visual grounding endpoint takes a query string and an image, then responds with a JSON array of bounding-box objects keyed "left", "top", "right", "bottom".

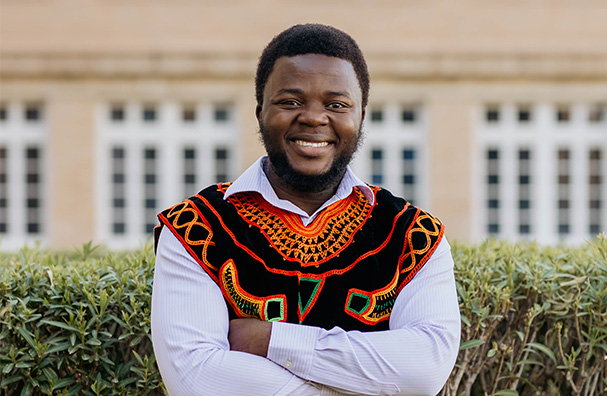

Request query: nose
[{"left": 297, "top": 103, "right": 328, "bottom": 127}]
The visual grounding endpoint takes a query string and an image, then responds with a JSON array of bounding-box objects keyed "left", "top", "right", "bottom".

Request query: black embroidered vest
[{"left": 155, "top": 183, "right": 444, "bottom": 332}]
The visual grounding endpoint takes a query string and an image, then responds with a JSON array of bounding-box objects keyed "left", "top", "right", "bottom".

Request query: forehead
[{"left": 265, "top": 54, "right": 361, "bottom": 96}]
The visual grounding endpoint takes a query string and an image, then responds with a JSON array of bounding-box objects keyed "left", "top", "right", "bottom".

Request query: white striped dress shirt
[{"left": 151, "top": 156, "right": 461, "bottom": 396}]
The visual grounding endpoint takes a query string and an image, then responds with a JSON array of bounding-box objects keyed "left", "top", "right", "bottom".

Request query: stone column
[
  {"left": 238, "top": 84, "right": 265, "bottom": 173},
  {"left": 427, "top": 98, "right": 475, "bottom": 243},
  {"left": 47, "top": 86, "right": 96, "bottom": 248}
]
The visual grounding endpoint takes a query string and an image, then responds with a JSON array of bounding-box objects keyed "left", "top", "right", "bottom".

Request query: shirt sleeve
[
  {"left": 152, "top": 228, "right": 335, "bottom": 396},
  {"left": 266, "top": 238, "right": 461, "bottom": 396}
]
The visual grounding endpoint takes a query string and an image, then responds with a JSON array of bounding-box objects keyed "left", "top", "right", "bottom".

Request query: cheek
[
  {"left": 338, "top": 117, "right": 362, "bottom": 138},
  {"left": 263, "top": 110, "right": 292, "bottom": 130}
]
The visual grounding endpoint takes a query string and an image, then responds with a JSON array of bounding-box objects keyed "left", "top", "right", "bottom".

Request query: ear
[
  {"left": 360, "top": 108, "right": 366, "bottom": 124},
  {"left": 255, "top": 104, "right": 262, "bottom": 122}
]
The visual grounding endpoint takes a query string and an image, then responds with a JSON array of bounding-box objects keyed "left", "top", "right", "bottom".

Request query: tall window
[
  {"left": 0, "top": 101, "right": 47, "bottom": 248},
  {"left": 99, "top": 101, "right": 238, "bottom": 248},
  {"left": 478, "top": 102, "right": 605, "bottom": 243},
  {"left": 352, "top": 103, "right": 426, "bottom": 206}
]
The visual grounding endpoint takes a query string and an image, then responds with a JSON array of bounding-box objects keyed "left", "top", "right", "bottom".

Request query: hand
[{"left": 228, "top": 318, "right": 272, "bottom": 357}]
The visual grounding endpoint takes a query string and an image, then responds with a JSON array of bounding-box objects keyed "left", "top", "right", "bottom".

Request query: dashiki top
[{"left": 155, "top": 183, "right": 444, "bottom": 332}]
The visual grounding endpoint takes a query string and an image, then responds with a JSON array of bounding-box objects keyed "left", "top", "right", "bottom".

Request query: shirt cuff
[{"left": 268, "top": 321, "right": 320, "bottom": 379}]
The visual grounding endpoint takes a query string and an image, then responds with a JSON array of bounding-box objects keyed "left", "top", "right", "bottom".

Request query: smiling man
[{"left": 151, "top": 24, "right": 460, "bottom": 396}]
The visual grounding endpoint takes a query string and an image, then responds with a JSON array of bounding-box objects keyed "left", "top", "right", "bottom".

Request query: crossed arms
[{"left": 151, "top": 228, "right": 460, "bottom": 396}]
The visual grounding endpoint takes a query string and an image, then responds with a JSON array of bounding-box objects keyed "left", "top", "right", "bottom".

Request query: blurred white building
[{"left": 0, "top": 0, "right": 606, "bottom": 250}]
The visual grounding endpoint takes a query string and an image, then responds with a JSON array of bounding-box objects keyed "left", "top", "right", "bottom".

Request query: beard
[{"left": 259, "top": 123, "right": 364, "bottom": 193}]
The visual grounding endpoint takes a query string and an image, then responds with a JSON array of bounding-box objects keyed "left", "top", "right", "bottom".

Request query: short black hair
[{"left": 255, "top": 24, "right": 369, "bottom": 108}]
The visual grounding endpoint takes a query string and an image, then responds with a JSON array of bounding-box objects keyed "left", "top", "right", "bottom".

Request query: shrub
[
  {"left": 0, "top": 242, "right": 163, "bottom": 396},
  {"left": 1, "top": 236, "right": 606, "bottom": 396},
  {"left": 443, "top": 235, "right": 607, "bottom": 396}
]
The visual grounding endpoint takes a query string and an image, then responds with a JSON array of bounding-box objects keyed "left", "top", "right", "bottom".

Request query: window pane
[
  {"left": 214, "top": 105, "right": 231, "bottom": 123},
  {"left": 24, "top": 103, "right": 42, "bottom": 122},
  {"left": 556, "top": 106, "right": 570, "bottom": 123},
  {"left": 110, "top": 104, "right": 125, "bottom": 122},
  {"left": 589, "top": 105, "right": 605, "bottom": 123},
  {"left": 370, "top": 109, "right": 383, "bottom": 122},
  {"left": 486, "top": 105, "right": 500, "bottom": 123},
  {"left": 182, "top": 105, "right": 196, "bottom": 122},
  {"left": 143, "top": 105, "right": 157, "bottom": 122},
  {"left": 517, "top": 106, "right": 532, "bottom": 123},
  {"left": 402, "top": 108, "right": 416, "bottom": 123},
  {"left": 0, "top": 104, "right": 7, "bottom": 121}
]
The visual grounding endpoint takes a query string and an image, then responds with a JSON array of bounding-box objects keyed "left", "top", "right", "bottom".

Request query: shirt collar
[{"left": 224, "top": 156, "right": 374, "bottom": 221}]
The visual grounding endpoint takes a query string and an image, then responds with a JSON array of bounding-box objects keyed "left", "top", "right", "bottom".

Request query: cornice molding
[
  {"left": 368, "top": 53, "right": 607, "bottom": 80},
  {"left": 1, "top": 53, "right": 606, "bottom": 80}
]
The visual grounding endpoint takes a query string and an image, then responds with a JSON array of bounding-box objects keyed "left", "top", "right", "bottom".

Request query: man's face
[{"left": 256, "top": 54, "right": 366, "bottom": 192}]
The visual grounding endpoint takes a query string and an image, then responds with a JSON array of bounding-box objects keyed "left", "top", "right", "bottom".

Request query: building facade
[{"left": 1, "top": 0, "right": 606, "bottom": 250}]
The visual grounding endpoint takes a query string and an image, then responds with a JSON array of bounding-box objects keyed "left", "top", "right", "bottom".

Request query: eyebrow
[
  {"left": 276, "top": 88, "right": 352, "bottom": 98},
  {"left": 326, "top": 91, "right": 352, "bottom": 98},
  {"left": 276, "top": 88, "right": 303, "bottom": 95}
]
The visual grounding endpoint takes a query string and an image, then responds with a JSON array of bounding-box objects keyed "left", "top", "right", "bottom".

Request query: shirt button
[{"left": 285, "top": 360, "right": 292, "bottom": 369}]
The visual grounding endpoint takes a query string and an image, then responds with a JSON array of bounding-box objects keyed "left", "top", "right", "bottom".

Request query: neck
[{"left": 266, "top": 165, "right": 341, "bottom": 216}]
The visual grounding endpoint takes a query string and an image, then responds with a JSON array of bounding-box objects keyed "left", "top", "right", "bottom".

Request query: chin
[{"left": 268, "top": 151, "right": 350, "bottom": 193}]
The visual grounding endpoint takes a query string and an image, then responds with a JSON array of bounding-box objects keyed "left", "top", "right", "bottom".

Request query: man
[{"left": 151, "top": 24, "right": 460, "bottom": 396}]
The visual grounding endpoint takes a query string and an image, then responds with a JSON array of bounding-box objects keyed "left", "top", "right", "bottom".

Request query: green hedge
[
  {"left": 0, "top": 243, "right": 162, "bottom": 396},
  {"left": 444, "top": 236, "right": 607, "bottom": 396},
  {"left": 1, "top": 236, "right": 606, "bottom": 396}
]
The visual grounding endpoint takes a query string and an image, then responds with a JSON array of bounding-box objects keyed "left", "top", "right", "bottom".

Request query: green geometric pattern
[{"left": 298, "top": 277, "right": 323, "bottom": 322}]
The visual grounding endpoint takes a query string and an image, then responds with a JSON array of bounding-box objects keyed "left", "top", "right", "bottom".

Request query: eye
[
  {"left": 327, "top": 102, "right": 347, "bottom": 110},
  {"left": 280, "top": 100, "right": 300, "bottom": 107}
]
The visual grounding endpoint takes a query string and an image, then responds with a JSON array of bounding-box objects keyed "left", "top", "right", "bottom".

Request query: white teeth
[{"left": 294, "top": 140, "right": 329, "bottom": 148}]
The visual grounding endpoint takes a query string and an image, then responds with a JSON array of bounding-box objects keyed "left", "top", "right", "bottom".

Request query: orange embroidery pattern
[
  {"left": 165, "top": 201, "right": 217, "bottom": 271},
  {"left": 220, "top": 260, "right": 286, "bottom": 322},
  {"left": 227, "top": 189, "right": 373, "bottom": 266},
  {"left": 399, "top": 209, "right": 443, "bottom": 273}
]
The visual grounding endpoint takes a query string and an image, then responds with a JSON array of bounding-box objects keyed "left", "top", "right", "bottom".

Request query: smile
[{"left": 294, "top": 140, "right": 330, "bottom": 148}]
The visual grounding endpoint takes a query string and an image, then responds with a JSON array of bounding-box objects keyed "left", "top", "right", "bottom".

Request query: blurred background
[{"left": 0, "top": 0, "right": 605, "bottom": 250}]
